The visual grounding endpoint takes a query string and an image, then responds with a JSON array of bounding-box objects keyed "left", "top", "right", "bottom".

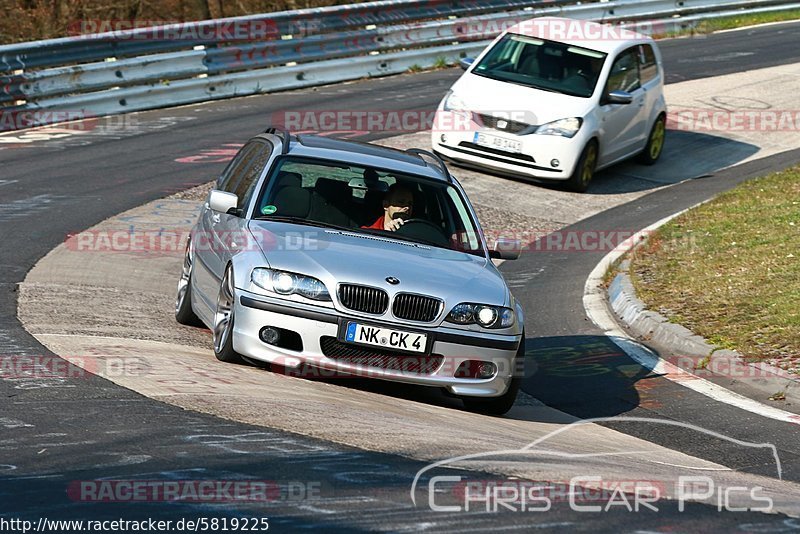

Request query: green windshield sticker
[{"left": 261, "top": 205, "right": 277, "bottom": 215}]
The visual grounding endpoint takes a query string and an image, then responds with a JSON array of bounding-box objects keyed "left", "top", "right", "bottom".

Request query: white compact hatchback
[{"left": 432, "top": 17, "right": 667, "bottom": 192}]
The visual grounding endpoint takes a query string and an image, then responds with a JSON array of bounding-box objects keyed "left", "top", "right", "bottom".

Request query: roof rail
[
  {"left": 264, "top": 126, "right": 291, "bottom": 154},
  {"left": 405, "top": 148, "right": 452, "bottom": 182}
]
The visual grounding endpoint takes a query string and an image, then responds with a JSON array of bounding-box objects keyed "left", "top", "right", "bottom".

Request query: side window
[
  {"left": 606, "top": 47, "right": 641, "bottom": 93},
  {"left": 233, "top": 141, "right": 274, "bottom": 211},
  {"left": 639, "top": 44, "right": 658, "bottom": 84},
  {"left": 218, "top": 142, "right": 259, "bottom": 193},
  {"left": 445, "top": 186, "right": 480, "bottom": 252}
]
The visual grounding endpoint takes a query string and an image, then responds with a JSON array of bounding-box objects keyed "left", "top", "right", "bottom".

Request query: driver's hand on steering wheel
[{"left": 384, "top": 217, "right": 406, "bottom": 231}]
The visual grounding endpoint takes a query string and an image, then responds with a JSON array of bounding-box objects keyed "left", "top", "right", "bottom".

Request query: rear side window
[
  {"left": 606, "top": 47, "right": 641, "bottom": 93},
  {"left": 233, "top": 141, "right": 274, "bottom": 210},
  {"left": 218, "top": 141, "right": 260, "bottom": 192},
  {"left": 639, "top": 44, "right": 658, "bottom": 84}
]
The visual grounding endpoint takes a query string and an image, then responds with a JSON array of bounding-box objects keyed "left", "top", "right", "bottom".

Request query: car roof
[
  {"left": 260, "top": 133, "right": 450, "bottom": 182},
  {"left": 505, "top": 16, "right": 655, "bottom": 56}
]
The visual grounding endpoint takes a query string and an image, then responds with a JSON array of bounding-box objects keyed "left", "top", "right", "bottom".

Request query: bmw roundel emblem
[{"left": 386, "top": 277, "right": 400, "bottom": 285}]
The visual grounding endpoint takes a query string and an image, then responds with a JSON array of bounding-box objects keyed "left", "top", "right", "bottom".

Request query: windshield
[
  {"left": 253, "top": 156, "right": 486, "bottom": 256},
  {"left": 472, "top": 33, "right": 607, "bottom": 98}
]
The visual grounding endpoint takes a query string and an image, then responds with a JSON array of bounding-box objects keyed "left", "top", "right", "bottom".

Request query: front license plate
[
  {"left": 344, "top": 322, "right": 427, "bottom": 353},
  {"left": 473, "top": 132, "right": 522, "bottom": 153}
]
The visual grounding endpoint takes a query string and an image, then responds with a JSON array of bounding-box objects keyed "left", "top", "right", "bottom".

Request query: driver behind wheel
[{"left": 362, "top": 183, "right": 414, "bottom": 232}]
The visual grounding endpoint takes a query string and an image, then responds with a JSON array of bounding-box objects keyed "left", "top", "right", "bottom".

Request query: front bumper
[
  {"left": 431, "top": 127, "right": 584, "bottom": 180},
  {"left": 232, "top": 290, "right": 522, "bottom": 398}
]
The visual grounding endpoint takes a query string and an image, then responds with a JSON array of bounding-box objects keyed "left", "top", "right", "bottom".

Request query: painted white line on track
[
  {"left": 715, "top": 18, "right": 800, "bottom": 33},
  {"left": 583, "top": 210, "right": 800, "bottom": 427}
]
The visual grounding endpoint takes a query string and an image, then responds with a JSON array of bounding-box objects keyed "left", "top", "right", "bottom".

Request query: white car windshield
[
  {"left": 472, "top": 33, "right": 607, "bottom": 98},
  {"left": 254, "top": 156, "right": 486, "bottom": 256}
]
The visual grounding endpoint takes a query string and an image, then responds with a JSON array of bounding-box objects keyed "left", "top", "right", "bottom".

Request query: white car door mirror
[
  {"left": 490, "top": 238, "right": 522, "bottom": 260},
  {"left": 607, "top": 90, "right": 634, "bottom": 105},
  {"left": 208, "top": 190, "right": 238, "bottom": 214}
]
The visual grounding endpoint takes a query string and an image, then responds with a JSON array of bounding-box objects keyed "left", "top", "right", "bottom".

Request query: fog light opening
[
  {"left": 476, "top": 361, "right": 497, "bottom": 379},
  {"left": 550, "top": 159, "right": 560, "bottom": 168},
  {"left": 259, "top": 326, "right": 280, "bottom": 345},
  {"left": 455, "top": 360, "right": 498, "bottom": 379},
  {"left": 440, "top": 134, "right": 448, "bottom": 143}
]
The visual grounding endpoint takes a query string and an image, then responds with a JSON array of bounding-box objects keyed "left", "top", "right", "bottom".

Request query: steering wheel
[{"left": 395, "top": 219, "right": 450, "bottom": 247}]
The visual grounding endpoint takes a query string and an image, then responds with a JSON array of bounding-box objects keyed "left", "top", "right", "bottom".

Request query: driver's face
[{"left": 384, "top": 189, "right": 414, "bottom": 219}]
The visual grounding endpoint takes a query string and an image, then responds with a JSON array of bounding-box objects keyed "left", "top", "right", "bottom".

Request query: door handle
[{"left": 212, "top": 213, "right": 220, "bottom": 224}]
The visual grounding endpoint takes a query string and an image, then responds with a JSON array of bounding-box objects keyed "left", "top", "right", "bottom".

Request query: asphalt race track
[{"left": 2, "top": 22, "right": 800, "bottom": 531}]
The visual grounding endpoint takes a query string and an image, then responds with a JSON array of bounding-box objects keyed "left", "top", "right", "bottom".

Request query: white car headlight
[
  {"left": 446, "top": 303, "right": 515, "bottom": 329},
  {"left": 535, "top": 117, "right": 582, "bottom": 138},
  {"left": 272, "top": 271, "right": 295, "bottom": 294},
  {"left": 442, "top": 91, "right": 468, "bottom": 112},
  {"left": 251, "top": 268, "right": 331, "bottom": 301}
]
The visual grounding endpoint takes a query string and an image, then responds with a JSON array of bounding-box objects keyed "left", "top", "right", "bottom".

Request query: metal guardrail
[{"left": 1, "top": 0, "right": 798, "bottom": 130}]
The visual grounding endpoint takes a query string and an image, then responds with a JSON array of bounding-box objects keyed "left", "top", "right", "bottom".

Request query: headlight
[
  {"left": 272, "top": 272, "right": 295, "bottom": 294},
  {"left": 251, "top": 268, "right": 331, "bottom": 301},
  {"left": 446, "top": 303, "right": 515, "bottom": 329},
  {"left": 442, "top": 91, "right": 468, "bottom": 112},
  {"left": 535, "top": 117, "right": 582, "bottom": 138}
]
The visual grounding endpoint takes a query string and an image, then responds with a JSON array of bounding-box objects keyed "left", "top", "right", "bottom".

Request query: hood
[
  {"left": 248, "top": 221, "right": 510, "bottom": 307},
  {"left": 450, "top": 72, "right": 596, "bottom": 125}
]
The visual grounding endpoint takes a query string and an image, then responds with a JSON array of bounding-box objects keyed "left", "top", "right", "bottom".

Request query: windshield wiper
[
  {"left": 252, "top": 215, "right": 350, "bottom": 231},
  {"left": 525, "top": 83, "right": 557, "bottom": 93}
]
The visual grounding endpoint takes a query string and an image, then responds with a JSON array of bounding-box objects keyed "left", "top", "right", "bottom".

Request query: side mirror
[
  {"left": 489, "top": 238, "right": 522, "bottom": 260},
  {"left": 459, "top": 57, "right": 475, "bottom": 71},
  {"left": 208, "top": 190, "right": 238, "bottom": 214},
  {"left": 606, "top": 90, "right": 633, "bottom": 105}
]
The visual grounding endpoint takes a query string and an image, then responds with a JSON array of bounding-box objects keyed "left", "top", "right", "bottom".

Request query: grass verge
[
  {"left": 657, "top": 9, "right": 800, "bottom": 38},
  {"left": 696, "top": 9, "right": 800, "bottom": 32},
  {"left": 629, "top": 165, "right": 800, "bottom": 371}
]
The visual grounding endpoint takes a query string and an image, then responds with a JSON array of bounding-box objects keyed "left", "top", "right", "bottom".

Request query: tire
[
  {"left": 637, "top": 114, "right": 666, "bottom": 165},
  {"left": 213, "top": 264, "right": 245, "bottom": 364},
  {"left": 175, "top": 240, "right": 203, "bottom": 327},
  {"left": 566, "top": 140, "right": 598, "bottom": 193},
  {"left": 462, "top": 334, "right": 525, "bottom": 416}
]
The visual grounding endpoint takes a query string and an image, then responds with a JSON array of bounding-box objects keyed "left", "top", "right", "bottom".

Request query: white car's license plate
[
  {"left": 473, "top": 132, "right": 522, "bottom": 154},
  {"left": 344, "top": 322, "right": 427, "bottom": 353}
]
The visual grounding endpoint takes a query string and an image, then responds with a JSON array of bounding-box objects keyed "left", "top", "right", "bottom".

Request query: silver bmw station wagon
[{"left": 175, "top": 128, "right": 525, "bottom": 414}]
